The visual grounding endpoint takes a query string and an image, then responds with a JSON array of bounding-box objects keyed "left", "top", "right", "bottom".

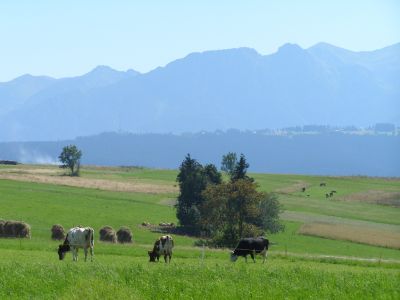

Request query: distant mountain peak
[
  {"left": 9, "top": 73, "right": 55, "bottom": 84},
  {"left": 183, "top": 47, "right": 260, "bottom": 60},
  {"left": 85, "top": 65, "right": 139, "bottom": 77},
  {"left": 277, "top": 43, "right": 304, "bottom": 53},
  {"left": 87, "top": 65, "right": 118, "bottom": 75}
]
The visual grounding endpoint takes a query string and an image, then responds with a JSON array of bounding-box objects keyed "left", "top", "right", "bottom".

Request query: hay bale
[
  {"left": 51, "top": 224, "right": 65, "bottom": 240},
  {"left": 2, "top": 220, "right": 31, "bottom": 238},
  {"left": 117, "top": 227, "right": 133, "bottom": 243},
  {"left": 0, "top": 220, "right": 5, "bottom": 237},
  {"left": 99, "top": 226, "right": 117, "bottom": 243}
]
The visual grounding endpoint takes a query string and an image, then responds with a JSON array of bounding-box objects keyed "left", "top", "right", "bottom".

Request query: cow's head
[
  {"left": 148, "top": 250, "right": 157, "bottom": 262},
  {"left": 58, "top": 244, "right": 70, "bottom": 260},
  {"left": 230, "top": 251, "right": 238, "bottom": 262}
]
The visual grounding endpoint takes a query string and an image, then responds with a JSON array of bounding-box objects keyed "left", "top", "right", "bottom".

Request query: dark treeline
[{"left": 0, "top": 131, "right": 399, "bottom": 176}]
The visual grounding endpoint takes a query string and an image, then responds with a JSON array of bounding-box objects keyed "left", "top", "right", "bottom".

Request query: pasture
[{"left": 0, "top": 164, "right": 400, "bottom": 299}]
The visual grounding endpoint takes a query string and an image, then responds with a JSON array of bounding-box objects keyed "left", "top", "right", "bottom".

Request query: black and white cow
[
  {"left": 58, "top": 227, "right": 94, "bottom": 262},
  {"left": 148, "top": 235, "right": 174, "bottom": 263},
  {"left": 230, "top": 237, "right": 269, "bottom": 263}
]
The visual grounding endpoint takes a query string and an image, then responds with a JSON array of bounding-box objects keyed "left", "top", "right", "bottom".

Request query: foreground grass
[{"left": 0, "top": 249, "right": 399, "bottom": 300}]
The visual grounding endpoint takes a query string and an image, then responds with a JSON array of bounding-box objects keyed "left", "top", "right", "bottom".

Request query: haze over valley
[{"left": 1, "top": 42, "right": 399, "bottom": 142}]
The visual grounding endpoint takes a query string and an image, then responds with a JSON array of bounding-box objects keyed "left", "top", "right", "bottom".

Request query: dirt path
[{"left": 0, "top": 173, "right": 177, "bottom": 194}]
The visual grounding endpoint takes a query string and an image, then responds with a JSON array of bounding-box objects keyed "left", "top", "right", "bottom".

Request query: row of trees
[{"left": 176, "top": 153, "right": 284, "bottom": 247}]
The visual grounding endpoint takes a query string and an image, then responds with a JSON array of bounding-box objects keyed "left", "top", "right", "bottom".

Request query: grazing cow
[
  {"left": 58, "top": 227, "right": 94, "bottom": 262},
  {"left": 230, "top": 237, "right": 269, "bottom": 263},
  {"left": 301, "top": 187, "right": 306, "bottom": 192},
  {"left": 325, "top": 193, "right": 330, "bottom": 198},
  {"left": 320, "top": 183, "right": 326, "bottom": 187},
  {"left": 329, "top": 191, "right": 334, "bottom": 197},
  {"left": 148, "top": 235, "right": 174, "bottom": 263}
]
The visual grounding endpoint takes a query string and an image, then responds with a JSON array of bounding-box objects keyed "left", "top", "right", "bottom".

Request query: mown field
[{"left": 0, "top": 164, "right": 400, "bottom": 299}]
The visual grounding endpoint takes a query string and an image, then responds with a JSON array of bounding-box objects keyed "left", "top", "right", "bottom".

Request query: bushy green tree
[
  {"left": 221, "top": 152, "right": 237, "bottom": 175},
  {"left": 58, "top": 145, "right": 82, "bottom": 176},
  {"left": 230, "top": 153, "right": 253, "bottom": 182},
  {"left": 201, "top": 179, "right": 283, "bottom": 247},
  {"left": 176, "top": 154, "right": 221, "bottom": 233},
  {"left": 203, "top": 163, "right": 222, "bottom": 185}
]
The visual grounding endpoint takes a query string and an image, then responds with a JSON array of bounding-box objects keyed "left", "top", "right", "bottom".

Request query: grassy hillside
[{"left": 0, "top": 164, "right": 399, "bottom": 299}]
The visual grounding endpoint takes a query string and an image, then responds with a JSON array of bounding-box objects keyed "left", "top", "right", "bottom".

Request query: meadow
[{"left": 0, "top": 164, "right": 399, "bottom": 299}]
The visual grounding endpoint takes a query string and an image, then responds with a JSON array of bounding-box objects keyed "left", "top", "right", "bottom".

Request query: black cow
[{"left": 230, "top": 237, "right": 269, "bottom": 263}]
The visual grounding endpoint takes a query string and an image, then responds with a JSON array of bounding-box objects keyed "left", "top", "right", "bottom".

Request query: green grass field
[{"left": 0, "top": 164, "right": 399, "bottom": 299}]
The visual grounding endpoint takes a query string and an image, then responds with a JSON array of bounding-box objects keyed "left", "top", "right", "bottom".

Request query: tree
[
  {"left": 221, "top": 152, "right": 237, "bottom": 175},
  {"left": 203, "top": 163, "right": 222, "bottom": 185},
  {"left": 58, "top": 145, "right": 82, "bottom": 176},
  {"left": 230, "top": 153, "right": 253, "bottom": 182},
  {"left": 255, "top": 193, "right": 285, "bottom": 234},
  {"left": 176, "top": 155, "right": 222, "bottom": 233},
  {"left": 201, "top": 179, "right": 284, "bottom": 247}
]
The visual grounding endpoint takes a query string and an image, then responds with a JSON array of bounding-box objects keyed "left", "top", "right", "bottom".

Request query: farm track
[{"left": 0, "top": 172, "right": 177, "bottom": 194}]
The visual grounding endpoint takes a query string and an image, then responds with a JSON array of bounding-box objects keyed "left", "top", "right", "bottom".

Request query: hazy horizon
[{"left": 1, "top": 1, "right": 399, "bottom": 81}]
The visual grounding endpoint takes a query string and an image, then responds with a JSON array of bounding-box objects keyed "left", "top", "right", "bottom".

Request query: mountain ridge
[{"left": 0, "top": 42, "right": 399, "bottom": 141}]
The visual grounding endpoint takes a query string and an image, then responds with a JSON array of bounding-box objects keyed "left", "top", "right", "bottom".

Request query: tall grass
[{"left": 1, "top": 250, "right": 399, "bottom": 300}]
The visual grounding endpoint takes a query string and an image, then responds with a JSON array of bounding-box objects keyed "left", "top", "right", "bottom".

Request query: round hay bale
[
  {"left": 3, "top": 220, "right": 31, "bottom": 238},
  {"left": 99, "top": 226, "right": 117, "bottom": 243},
  {"left": 0, "top": 220, "right": 5, "bottom": 237},
  {"left": 51, "top": 224, "right": 65, "bottom": 240},
  {"left": 117, "top": 227, "right": 133, "bottom": 243}
]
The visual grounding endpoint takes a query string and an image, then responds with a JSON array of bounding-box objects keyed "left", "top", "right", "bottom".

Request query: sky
[{"left": 0, "top": 0, "right": 399, "bottom": 81}]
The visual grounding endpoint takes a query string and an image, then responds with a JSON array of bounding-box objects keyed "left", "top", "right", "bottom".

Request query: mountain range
[{"left": 0, "top": 42, "right": 399, "bottom": 141}]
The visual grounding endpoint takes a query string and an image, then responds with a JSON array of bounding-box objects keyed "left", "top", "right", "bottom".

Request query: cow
[
  {"left": 148, "top": 235, "right": 174, "bottom": 263},
  {"left": 230, "top": 237, "right": 269, "bottom": 263},
  {"left": 58, "top": 227, "right": 94, "bottom": 262}
]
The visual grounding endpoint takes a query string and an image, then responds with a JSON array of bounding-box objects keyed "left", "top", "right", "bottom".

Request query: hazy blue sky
[{"left": 1, "top": 0, "right": 399, "bottom": 81}]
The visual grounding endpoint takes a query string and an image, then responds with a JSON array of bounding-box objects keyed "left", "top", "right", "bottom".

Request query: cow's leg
[
  {"left": 84, "top": 247, "right": 88, "bottom": 262},
  {"left": 72, "top": 247, "right": 77, "bottom": 261},
  {"left": 169, "top": 253, "right": 172, "bottom": 263},
  {"left": 75, "top": 248, "right": 79, "bottom": 261},
  {"left": 250, "top": 251, "right": 255, "bottom": 263},
  {"left": 262, "top": 249, "right": 267, "bottom": 263},
  {"left": 90, "top": 246, "right": 94, "bottom": 262},
  {"left": 164, "top": 254, "right": 167, "bottom": 263}
]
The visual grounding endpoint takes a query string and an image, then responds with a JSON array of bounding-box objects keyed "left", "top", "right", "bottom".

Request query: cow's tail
[
  {"left": 90, "top": 227, "right": 94, "bottom": 247},
  {"left": 86, "top": 227, "right": 94, "bottom": 247}
]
